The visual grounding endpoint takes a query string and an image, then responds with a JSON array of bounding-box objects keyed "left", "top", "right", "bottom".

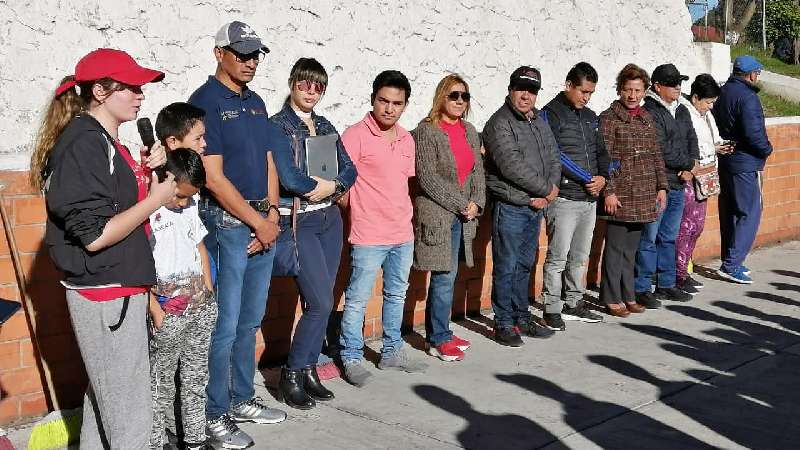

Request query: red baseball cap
[{"left": 56, "top": 48, "right": 165, "bottom": 96}]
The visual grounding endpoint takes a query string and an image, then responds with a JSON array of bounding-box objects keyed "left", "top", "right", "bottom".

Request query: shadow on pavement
[
  {"left": 772, "top": 269, "right": 800, "bottom": 279},
  {"left": 495, "top": 373, "right": 712, "bottom": 449},
  {"left": 746, "top": 290, "right": 800, "bottom": 307},
  {"left": 412, "top": 384, "right": 562, "bottom": 449}
]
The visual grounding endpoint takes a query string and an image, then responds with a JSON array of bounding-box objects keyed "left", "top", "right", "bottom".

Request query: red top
[
  {"left": 439, "top": 119, "right": 475, "bottom": 185},
  {"left": 77, "top": 140, "right": 150, "bottom": 302},
  {"left": 627, "top": 105, "right": 643, "bottom": 116}
]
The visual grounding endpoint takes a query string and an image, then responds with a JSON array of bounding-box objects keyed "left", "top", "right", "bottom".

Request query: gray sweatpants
[
  {"left": 66, "top": 290, "right": 151, "bottom": 450},
  {"left": 543, "top": 197, "right": 597, "bottom": 313},
  {"left": 149, "top": 301, "right": 218, "bottom": 447}
]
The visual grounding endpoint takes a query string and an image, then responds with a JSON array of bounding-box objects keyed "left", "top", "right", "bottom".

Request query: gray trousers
[
  {"left": 543, "top": 198, "right": 597, "bottom": 314},
  {"left": 149, "top": 301, "right": 218, "bottom": 447},
  {"left": 66, "top": 291, "right": 151, "bottom": 450}
]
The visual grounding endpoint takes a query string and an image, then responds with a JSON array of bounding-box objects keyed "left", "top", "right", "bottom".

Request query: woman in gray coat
[{"left": 412, "top": 74, "right": 485, "bottom": 362}]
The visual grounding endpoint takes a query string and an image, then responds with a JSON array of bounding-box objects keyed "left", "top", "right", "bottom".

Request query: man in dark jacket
[
  {"left": 539, "top": 62, "right": 607, "bottom": 331},
  {"left": 483, "top": 66, "right": 560, "bottom": 346},
  {"left": 636, "top": 64, "right": 698, "bottom": 306},
  {"left": 712, "top": 55, "right": 772, "bottom": 284}
]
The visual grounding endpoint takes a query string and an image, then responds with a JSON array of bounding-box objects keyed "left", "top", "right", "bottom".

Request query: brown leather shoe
[
  {"left": 606, "top": 303, "right": 630, "bottom": 317},
  {"left": 625, "top": 301, "right": 646, "bottom": 313}
]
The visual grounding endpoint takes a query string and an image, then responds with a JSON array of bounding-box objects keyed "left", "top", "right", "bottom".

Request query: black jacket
[
  {"left": 541, "top": 92, "right": 609, "bottom": 202},
  {"left": 44, "top": 115, "right": 156, "bottom": 287},
  {"left": 643, "top": 92, "right": 700, "bottom": 190},
  {"left": 483, "top": 96, "right": 561, "bottom": 206}
]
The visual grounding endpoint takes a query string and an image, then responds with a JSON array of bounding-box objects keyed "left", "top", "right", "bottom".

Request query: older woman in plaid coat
[{"left": 598, "top": 64, "right": 668, "bottom": 317}]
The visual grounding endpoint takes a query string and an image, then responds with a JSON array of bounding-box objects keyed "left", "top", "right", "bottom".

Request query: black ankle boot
[
  {"left": 302, "top": 366, "right": 335, "bottom": 401},
  {"left": 277, "top": 367, "right": 315, "bottom": 410}
]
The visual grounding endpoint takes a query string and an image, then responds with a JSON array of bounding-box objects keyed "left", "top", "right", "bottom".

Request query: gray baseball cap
[{"left": 215, "top": 21, "right": 270, "bottom": 54}]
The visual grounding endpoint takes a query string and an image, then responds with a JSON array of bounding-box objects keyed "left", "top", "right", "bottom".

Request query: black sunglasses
[
  {"left": 223, "top": 47, "right": 265, "bottom": 63},
  {"left": 447, "top": 91, "right": 471, "bottom": 102}
]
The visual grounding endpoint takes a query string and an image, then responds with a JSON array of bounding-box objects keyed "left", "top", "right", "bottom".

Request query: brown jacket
[
  {"left": 411, "top": 120, "right": 485, "bottom": 271},
  {"left": 599, "top": 101, "right": 668, "bottom": 223}
]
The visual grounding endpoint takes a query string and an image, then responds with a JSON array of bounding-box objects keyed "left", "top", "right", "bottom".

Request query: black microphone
[{"left": 136, "top": 117, "right": 166, "bottom": 182}]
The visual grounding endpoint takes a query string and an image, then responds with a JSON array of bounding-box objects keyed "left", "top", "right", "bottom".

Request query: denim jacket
[{"left": 269, "top": 103, "right": 357, "bottom": 208}]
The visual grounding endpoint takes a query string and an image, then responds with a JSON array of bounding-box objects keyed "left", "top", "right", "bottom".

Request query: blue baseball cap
[{"left": 733, "top": 55, "right": 763, "bottom": 74}]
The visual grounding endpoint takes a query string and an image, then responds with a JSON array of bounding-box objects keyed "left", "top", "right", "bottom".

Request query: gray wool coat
[{"left": 411, "top": 120, "right": 486, "bottom": 272}]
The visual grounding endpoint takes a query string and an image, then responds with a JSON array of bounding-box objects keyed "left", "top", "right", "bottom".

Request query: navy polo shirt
[{"left": 189, "top": 76, "right": 290, "bottom": 200}]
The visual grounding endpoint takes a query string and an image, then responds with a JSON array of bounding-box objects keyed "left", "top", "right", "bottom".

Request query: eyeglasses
[
  {"left": 223, "top": 47, "right": 265, "bottom": 64},
  {"left": 447, "top": 91, "right": 471, "bottom": 102},
  {"left": 296, "top": 80, "right": 326, "bottom": 94}
]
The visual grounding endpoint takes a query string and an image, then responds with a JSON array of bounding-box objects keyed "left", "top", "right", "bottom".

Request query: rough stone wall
[{"left": 0, "top": 0, "right": 702, "bottom": 169}]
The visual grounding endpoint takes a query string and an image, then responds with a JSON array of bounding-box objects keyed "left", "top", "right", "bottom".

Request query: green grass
[
  {"left": 731, "top": 44, "right": 800, "bottom": 78},
  {"left": 759, "top": 90, "right": 800, "bottom": 117}
]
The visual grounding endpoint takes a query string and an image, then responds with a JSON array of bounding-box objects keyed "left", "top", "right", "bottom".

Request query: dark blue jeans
[
  {"left": 287, "top": 206, "right": 343, "bottom": 370},
  {"left": 634, "top": 188, "right": 685, "bottom": 293},
  {"left": 200, "top": 203, "right": 275, "bottom": 420},
  {"left": 425, "top": 217, "right": 462, "bottom": 346},
  {"left": 491, "top": 201, "right": 543, "bottom": 329},
  {"left": 719, "top": 170, "right": 762, "bottom": 273}
]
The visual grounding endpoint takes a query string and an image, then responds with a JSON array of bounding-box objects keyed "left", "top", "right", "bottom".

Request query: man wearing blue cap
[{"left": 712, "top": 55, "right": 773, "bottom": 284}]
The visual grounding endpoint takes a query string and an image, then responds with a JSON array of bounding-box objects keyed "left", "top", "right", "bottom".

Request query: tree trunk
[{"left": 730, "top": 0, "right": 758, "bottom": 35}]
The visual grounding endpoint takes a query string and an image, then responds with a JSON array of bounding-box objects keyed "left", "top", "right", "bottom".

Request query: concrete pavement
[{"left": 9, "top": 241, "right": 800, "bottom": 449}]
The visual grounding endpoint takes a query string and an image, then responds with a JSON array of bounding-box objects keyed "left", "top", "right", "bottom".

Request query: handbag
[
  {"left": 271, "top": 134, "right": 302, "bottom": 277},
  {"left": 693, "top": 162, "right": 720, "bottom": 201}
]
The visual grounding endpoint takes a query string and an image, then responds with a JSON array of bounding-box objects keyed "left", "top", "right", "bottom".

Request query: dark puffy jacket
[
  {"left": 541, "top": 92, "right": 610, "bottom": 202},
  {"left": 44, "top": 114, "right": 156, "bottom": 287},
  {"left": 643, "top": 92, "right": 700, "bottom": 190},
  {"left": 483, "top": 97, "right": 561, "bottom": 206},
  {"left": 712, "top": 76, "right": 773, "bottom": 173}
]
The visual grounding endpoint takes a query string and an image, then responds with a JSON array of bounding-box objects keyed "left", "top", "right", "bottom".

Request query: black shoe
[
  {"left": 302, "top": 366, "right": 334, "bottom": 401},
  {"left": 543, "top": 313, "right": 566, "bottom": 331},
  {"left": 655, "top": 287, "right": 692, "bottom": 302},
  {"left": 515, "top": 321, "right": 531, "bottom": 335},
  {"left": 277, "top": 367, "right": 315, "bottom": 410},
  {"left": 561, "top": 304, "right": 604, "bottom": 323},
  {"left": 527, "top": 319, "right": 556, "bottom": 338},
  {"left": 495, "top": 327, "right": 524, "bottom": 347},
  {"left": 635, "top": 291, "right": 662, "bottom": 309},
  {"left": 677, "top": 279, "right": 699, "bottom": 295},
  {"left": 685, "top": 275, "right": 704, "bottom": 289}
]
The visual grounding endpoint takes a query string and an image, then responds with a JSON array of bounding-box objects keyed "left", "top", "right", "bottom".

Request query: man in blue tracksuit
[{"left": 712, "top": 55, "right": 773, "bottom": 284}]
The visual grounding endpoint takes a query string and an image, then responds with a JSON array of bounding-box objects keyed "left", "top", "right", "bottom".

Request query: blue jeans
[
  {"left": 634, "top": 188, "right": 685, "bottom": 293},
  {"left": 491, "top": 201, "right": 543, "bottom": 329},
  {"left": 339, "top": 241, "right": 413, "bottom": 362},
  {"left": 719, "top": 170, "right": 762, "bottom": 273},
  {"left": 287, "top": 206, "right": 343, "bottom": 370},
  {"left": 200, "top": 203, "right": 275, "bottom": 420},
  {"left": 425, "top": 217, "right": 462, "bottom": 346}
]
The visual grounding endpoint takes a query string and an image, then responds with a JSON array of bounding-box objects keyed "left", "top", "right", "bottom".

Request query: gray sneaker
[
  {"left": 342, "top": 359, "right": 373, "bottom": 387},
  {"left": 231, "top": 396, "right": 287, "bottom": 424},
  {"left": 206, "top": 414, "right": 253, "bottom": 449},
  {"left": 378, "top": 347, "right": 428, "bottom": 373}
]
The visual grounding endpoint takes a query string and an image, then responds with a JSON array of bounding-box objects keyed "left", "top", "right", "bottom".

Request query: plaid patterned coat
[{"left": 599, "top": 100, "right": 668, "bottom": 223}]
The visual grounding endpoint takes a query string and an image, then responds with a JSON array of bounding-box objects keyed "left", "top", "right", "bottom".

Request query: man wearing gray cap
[{"left": 189, "top": 21, "right": 287, "bottom": 449}]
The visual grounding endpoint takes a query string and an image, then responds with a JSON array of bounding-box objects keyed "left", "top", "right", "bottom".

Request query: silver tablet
[{"left": 305, "top": 134, "right": 339, "bottom": 180}]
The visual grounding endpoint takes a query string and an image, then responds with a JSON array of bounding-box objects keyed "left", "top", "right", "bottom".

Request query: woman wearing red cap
[{"left": 30, "top": 48, "right": 176, "bottom": 449}]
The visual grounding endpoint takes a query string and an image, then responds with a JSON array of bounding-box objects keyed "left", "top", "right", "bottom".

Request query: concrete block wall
[{"left": 1, "top": 121, "right": 799, "bottom": 425}]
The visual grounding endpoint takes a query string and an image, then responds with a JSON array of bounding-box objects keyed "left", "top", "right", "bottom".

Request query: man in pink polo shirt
[{"left": 338, "top": 70, "right": 428, "bottom": 386}]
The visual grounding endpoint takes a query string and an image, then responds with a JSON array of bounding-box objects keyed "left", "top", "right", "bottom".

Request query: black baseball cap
[
  {"left": 651, "top": 63, "right": 689, "bottom": 87},
  {"left": 509, "top": 66, "right": 542, "bottom": 92}
]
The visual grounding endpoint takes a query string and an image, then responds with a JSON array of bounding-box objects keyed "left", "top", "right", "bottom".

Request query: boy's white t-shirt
[{"left": 149, "top": 197, "right": 209, "bottom": 315}]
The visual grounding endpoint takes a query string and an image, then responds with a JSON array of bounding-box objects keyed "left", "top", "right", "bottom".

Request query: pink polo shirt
[{"left": 342, "top": 112, "right": 416, "bottom": 245}]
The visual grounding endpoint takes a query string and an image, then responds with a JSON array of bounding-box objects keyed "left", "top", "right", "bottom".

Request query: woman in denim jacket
[{"left": 269, "top": 57, "right": 357, "bottom": 410}]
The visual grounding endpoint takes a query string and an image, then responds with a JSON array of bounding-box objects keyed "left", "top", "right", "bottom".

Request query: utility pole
[{"left": 762, "top": 0, "right": 767, "bottom": 49}]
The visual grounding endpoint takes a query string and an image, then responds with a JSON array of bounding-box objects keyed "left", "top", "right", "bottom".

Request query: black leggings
[{"left": 600, "top": 221, "right": 644, "bottom": 305}]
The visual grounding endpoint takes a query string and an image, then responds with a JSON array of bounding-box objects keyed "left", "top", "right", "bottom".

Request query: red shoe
[
  {"left": 450, "top": 335, "right": 471, "bottom": 351},
  {"left": 428, "top": 340, "right": 465, "bottom": 362}
]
